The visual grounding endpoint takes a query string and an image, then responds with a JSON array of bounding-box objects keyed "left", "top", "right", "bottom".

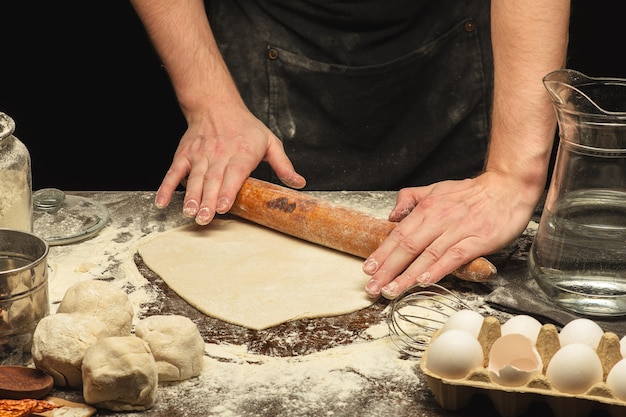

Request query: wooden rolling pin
[{"left": 229, "top": 177, "right": 496, "bottom": 282}]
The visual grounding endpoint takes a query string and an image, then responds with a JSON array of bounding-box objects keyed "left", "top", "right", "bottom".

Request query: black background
[
  {"left": 0, "top": 1, "right": 624, "bottom": 191},
  {"left": 1, "top": 2, "right": 185, "bottom": 191}
]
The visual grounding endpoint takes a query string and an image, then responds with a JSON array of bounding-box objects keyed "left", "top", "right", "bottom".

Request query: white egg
[
  {"left": 426, "top": 329, "right": 484, "bottom": 380},
  {"left": 440, "top": 309, "right": 484, "bottom": 338},
  {"left": 558, "top": 318, "right": 604, "bottom": 349},
  {"left": 487, "top": 333, "right": 542, "bottom": 387},
  {"left": 546, "top": 343, "right": 603, "bottom": 394},
  {"left": 501, "top": 315, "right": 542, "bottom": 343},
  {"left": 607, "top": 358, "right": 626, "bottom": 401}
]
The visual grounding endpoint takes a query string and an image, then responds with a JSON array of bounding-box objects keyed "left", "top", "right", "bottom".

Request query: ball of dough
[
  {"left": 135, "top": 315, "right": 204, "bottom": 381},
  {"left": 31, "top": 313, "right": 114, "bottom": 388},
  {"left": 82, "top": 336, "right": 158, "bottom": 411},
  {"left": 57, "top": 280, "right": 134, "bottom": 335}
]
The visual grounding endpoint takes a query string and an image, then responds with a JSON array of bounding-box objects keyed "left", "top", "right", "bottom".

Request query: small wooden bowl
[{"left": 0, "top": 366, "right": 54, "bottom": 399}]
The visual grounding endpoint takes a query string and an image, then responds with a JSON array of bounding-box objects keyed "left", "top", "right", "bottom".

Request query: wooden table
[{"left": 39, "top": 191, "right": 564, "bottom": 417}]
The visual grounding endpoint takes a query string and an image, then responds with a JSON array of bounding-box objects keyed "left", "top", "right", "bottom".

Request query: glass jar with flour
[{"left": 0, "top": 112, "right": 32, "bottom": 232}]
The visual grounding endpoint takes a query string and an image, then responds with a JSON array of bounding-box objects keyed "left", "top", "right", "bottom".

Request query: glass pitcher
[{"left": 529, "top": 69, "right": 626, "bottom": 316}]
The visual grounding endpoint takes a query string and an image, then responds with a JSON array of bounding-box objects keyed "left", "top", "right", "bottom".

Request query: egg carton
[{"left": 419, "top": 316, "right": 626, "bottom": 417}]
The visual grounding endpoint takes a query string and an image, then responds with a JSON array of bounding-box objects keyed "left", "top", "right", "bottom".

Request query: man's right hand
[{"left": 155, "top": 107, "right": 306, "bottom": 225}]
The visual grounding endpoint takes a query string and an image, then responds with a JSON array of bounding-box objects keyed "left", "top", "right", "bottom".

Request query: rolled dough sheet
[{"left": 136, "top": 219, "right": 376, "bottom": 330}]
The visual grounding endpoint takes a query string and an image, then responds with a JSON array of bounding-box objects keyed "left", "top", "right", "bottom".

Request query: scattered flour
[
  {"left": 154, "top": 336, "right": 422, "bottom": 417},
  {"left": 41, "top": 191, "right": 471, "bottom": 416},
  {"left": 46, "top": 196, "right": 167, "bottom": 317}
]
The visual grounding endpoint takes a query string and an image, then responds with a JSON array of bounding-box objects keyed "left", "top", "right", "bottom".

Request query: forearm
[
  {"left": 129, "top": 0, "right": 244, "bottom": 121},
  {"left": 486, "top": 0, "right": 570, "bottom": 196}
]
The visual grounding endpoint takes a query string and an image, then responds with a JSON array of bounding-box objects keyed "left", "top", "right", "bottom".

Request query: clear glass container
[
  {"left": 32, "top": 188, "right": 110, "bottom": 245},
  {"left": 529, "top": 69, "right": 626, "bottom": 316},
  {"left": 0, "top": 113, "right": 32, "bottom": 232}
]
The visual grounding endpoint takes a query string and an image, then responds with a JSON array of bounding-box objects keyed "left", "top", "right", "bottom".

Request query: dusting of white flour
[
  {"left": 42, "top": 192, "right": 435, "bottom": 416},
  {"left": 48, "top": 220, "right": 424, "bottom": 415},
  {"left": 196, "top": 335, "right": 418, "bottom": 417}
]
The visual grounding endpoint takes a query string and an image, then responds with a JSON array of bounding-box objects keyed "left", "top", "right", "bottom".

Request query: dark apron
[{"left": 208, "top": 0, "right": 493, "bottom": 191}]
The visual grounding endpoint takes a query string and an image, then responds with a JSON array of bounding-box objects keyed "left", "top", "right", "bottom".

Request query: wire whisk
[{"left": 387, "top": 283, "right": 474, "bottom": 357}]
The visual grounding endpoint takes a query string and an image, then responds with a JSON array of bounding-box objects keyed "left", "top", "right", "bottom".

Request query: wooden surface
[{"left": 38, "top": 191, "right": 570, "bottom": 417}]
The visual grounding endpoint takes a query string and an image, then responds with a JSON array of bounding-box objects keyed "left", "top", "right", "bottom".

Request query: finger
[
  {"left": 378, "top": 271, "right": 427, "bottom": 300},
  {"left": 195, "top": 163, "right": 232, "bottom": 225},
  {"left": 363, "top": 217, "right": 420, "bottom": 297},
  {"left": 182, "top": 159, "right": 212, "bottom": 220},
  {"left": 388, "top": 186, "right": 430, "bottom": 222},
  {"left": 155, "top": 165, "right": 187, "bottom": 209},
  {"left": 388, "top": 189, "right": 419, "bottom": 222},
  {"left": 363, "top": 206, "right": 427, "bottom": 275},
  {"left": 369, "top": 212, "right": 468, "bottom": 299},
  {"left": 364, "top": 220, "right": 436, "bottom": 298},
  {"left": 381, "top": 239, "right": 482, "bottom": 300},
  {"left": 264, "top": 137, "right": 306, "bottom": 189},
  {"left": 378, "top": 242, "right": 447, "bottom": 299},
  {"left": 214, "top": 157, "right": 257, "bottom": 214}
]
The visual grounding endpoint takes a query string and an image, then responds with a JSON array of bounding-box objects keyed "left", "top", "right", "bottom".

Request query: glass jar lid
[{"left": 32, "top": 188, "right": 110, "bottom": 245}]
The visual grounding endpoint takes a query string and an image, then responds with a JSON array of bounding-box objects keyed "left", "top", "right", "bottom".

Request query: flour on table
[
  {"left": 135, "top": 219, "right": 376, "bottom": 330},
  {"left": 177, "top": 336, "right": 420, "bottom": 417}
]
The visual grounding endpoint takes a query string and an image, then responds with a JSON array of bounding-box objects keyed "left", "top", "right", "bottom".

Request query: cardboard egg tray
[{"left": 419, "top": 316, "right": 626, "bottom": 417}]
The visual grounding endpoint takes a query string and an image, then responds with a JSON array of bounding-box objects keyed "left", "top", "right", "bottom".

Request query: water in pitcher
[
  {"left": 529, "top": 69, "right": 626, "bottom": 316},
  {"left": 529, "top": 189, "right": 626, "bottom": 316}
]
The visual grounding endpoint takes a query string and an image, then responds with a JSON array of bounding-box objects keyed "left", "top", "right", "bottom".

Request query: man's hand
[
  {"left": 130, "top": 0, "right": 305, "bottom": 225},
  {"left": 154, "top": 109, "right": 306, "bottom": 225},
  {"left": 363, "top": 171, "right": 540, "bottom": 299}
]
